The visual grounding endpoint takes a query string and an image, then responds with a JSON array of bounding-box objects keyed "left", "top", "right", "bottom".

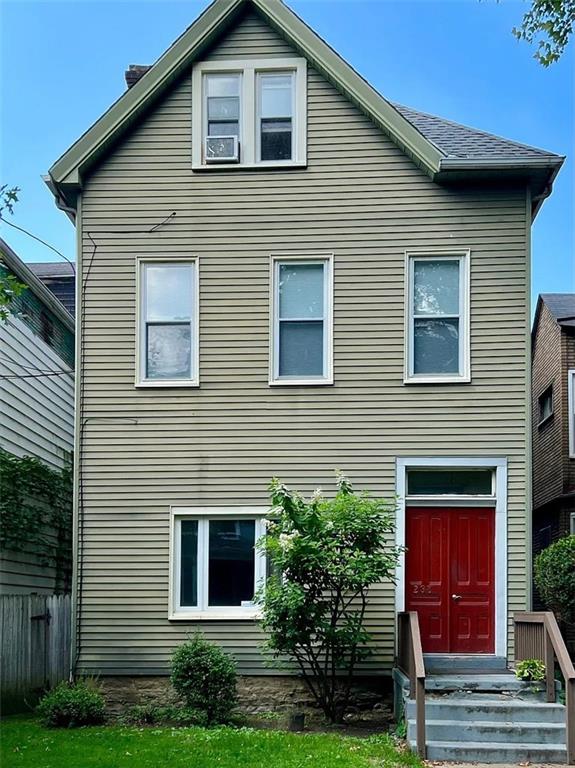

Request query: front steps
[{"left": 395, "top": 669, "right": 568, "bottom": 763}]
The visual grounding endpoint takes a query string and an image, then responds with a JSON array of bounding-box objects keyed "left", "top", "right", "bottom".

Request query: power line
[
  {"left": 0, "top": 216, "right": 76, "bottom": 273},
  {"left": 0, "top": 370, "right": 74, "bottom": 379}
]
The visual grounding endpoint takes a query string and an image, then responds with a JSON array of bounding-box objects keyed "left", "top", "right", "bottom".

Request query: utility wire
[
  {"left": 0, "top": 216, "right": 76, "bottom": 273},
  {"left": 0, "top": 370, "right": 74, "bottom": 379}
]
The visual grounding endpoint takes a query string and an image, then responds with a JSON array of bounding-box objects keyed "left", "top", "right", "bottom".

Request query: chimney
[{"left": 125, "top": 65, "right": 152, "bottom": 89}]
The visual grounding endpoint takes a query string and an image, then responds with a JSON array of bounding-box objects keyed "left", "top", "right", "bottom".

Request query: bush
[
  {"left": 170, "top": 636, "right": 237, "bottom": 724},
  {"left": 37, "top": 681, "right": 106, "bottom": 727},
  {"left": 534, "top": 535, "right": 575, "bottom": 624},
  {"left": 121, "top": 704, "right": 208, "bottom": 727},
  {"left": 256, "top": 472, "right": 402, "bottom": 723},
  {"left": 515, "top": 658, "right": 546, "bottom": 682}
]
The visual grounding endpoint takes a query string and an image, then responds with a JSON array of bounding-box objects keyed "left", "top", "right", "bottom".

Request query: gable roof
[
  {"left": 0, "top": 240, "right": 75, "bottom": 331},
  {"left": 47, "top": 0, "right": 564, "bottom": 218},
  {"left": 541, "top": 293, "right": 575, "bottom": 329}
]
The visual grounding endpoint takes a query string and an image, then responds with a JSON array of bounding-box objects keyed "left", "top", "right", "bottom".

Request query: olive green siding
[{"left": 76, "top": 9, "right": 529, "bottom": 675}]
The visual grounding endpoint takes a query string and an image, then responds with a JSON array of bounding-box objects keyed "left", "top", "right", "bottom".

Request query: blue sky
[{"left": 1, "top": 0, "right": 573, "bottom": 308}]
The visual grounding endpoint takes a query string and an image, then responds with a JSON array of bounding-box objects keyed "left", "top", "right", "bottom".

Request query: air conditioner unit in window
[{"left": 205, "top": 135, "right": 239, "bottom": 163}]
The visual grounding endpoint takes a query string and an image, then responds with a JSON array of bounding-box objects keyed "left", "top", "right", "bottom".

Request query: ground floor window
[{"left": 170, "top": 508, "right": 267, "bottom": 619}]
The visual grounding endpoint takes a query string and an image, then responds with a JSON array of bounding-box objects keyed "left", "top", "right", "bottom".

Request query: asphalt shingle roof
[
  {"left": 541, "top": 293, "right": 575, "bottom": 329},
  {"left": 28, "top": 262, "right": 75, "bottom": 316},
  {"left": 393, "top": 103, "right": 560, "bottom": 161}
]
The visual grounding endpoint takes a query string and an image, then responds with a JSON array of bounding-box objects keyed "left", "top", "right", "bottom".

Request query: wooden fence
[{"left": 0, "top": 594, "right": 71, "bottom": 713}]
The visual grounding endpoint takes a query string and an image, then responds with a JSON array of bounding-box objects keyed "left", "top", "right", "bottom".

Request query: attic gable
[{"left": 47, "top": 0, "right": 563, "bottom": 217}]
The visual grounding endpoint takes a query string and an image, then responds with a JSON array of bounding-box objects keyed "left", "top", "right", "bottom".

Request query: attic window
[{"left": 192, "top": 58, "right": 306, "bottom": 169}]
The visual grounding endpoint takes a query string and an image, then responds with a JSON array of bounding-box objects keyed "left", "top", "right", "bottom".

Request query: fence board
[{"left": 0, "top": 594, "right": 71, "bottom": 713}]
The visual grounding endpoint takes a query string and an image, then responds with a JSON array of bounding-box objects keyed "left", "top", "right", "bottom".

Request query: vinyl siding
[
  {"left": 0, "top": 316, "right": 74, "bottom": 594},
  {"left": 76, "top": 8, "right": 529, "bottom": 675}
]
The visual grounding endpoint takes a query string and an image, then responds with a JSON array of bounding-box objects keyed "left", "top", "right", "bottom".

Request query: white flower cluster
[{"left": 279, "top": 531, "right": 300, "bottom": 551}]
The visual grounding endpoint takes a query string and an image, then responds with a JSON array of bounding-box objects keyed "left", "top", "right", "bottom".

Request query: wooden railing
[
  {"left": 397, "top": 611, "right": 426, "bottom": 758},
  {"left": 515, "top": 612, "right": 575, "bottom": 764}
]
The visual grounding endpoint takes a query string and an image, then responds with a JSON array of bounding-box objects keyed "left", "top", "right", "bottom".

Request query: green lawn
[{"left": 1, "top": 716, "right": 420, "bottom": 768}]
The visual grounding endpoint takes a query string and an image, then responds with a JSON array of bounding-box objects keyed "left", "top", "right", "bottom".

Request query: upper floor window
[
  {"left": 192, "top": 59, "right": 306, "bottom": 169},
  {"left": 270, "top": 255, "right": 333, "bottom": 385},
  {"left": 569, "top": 370, "right": 575, "bottom": 457},
  {"left": 136, "top": 258, "right": 198, "bottom": 387},
  {"left": 405, "top": 251, "right": 470, "bottom": 384},
  {"left": 538, "top": 384, "right": 553, "bottom": 426}
]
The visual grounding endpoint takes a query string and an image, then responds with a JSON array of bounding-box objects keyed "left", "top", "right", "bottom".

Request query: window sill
[
  {"left": 537, "top": 413, "right": 554, "bottom": 429},
  {"left": 404, "top": 374, "right": 471, "bottom": 385},
  {"left": 135, "top": 381, "right": 200, "bottom": 389},
  {"left": 192, "top": 161, "right": 307, "bottom": 172},
  {"left": 269, "top": 377, "right": 334, "bottom": 386},
  {"left": 169, "top": 610, "right": 261, "bottom": 621}
]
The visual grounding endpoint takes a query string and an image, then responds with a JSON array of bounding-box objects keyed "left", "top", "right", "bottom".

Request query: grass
[{"left": 0, "top": 716, "right": 421, "bottom": 768}]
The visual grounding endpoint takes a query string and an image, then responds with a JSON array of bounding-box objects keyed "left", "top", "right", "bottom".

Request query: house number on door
[{"left": 412, "top": 584, "right": 432, "bottom": 595}]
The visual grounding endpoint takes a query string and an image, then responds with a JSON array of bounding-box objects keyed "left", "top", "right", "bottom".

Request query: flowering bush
[{"left": 256, "top": 472, "right": 402, "bottom": 722}]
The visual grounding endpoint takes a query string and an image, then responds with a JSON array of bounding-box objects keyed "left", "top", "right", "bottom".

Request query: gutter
[{"left": 439, "top": 156, "right": 565, "bottom": 171}]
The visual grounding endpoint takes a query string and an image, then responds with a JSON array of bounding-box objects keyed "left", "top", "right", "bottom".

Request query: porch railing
[
  {"left": 397, "top": 611, "right": 426, "bottom": 758},
  {"left": 514, "top": 611, "right": 575, "bottom": 764}
]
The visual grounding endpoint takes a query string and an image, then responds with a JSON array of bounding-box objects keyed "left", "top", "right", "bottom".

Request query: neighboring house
[
  {"left": 28, "top": 262, "right": 75, "bottom": 317},
  {"left": 45, "top": 0, "right": 568, "bottom": 759},
  {"left": 0, "top": 238, "right": 75, "bottom": 594},
  {"left": 532, "top": 294, "right": 575, "bottom": 555}
]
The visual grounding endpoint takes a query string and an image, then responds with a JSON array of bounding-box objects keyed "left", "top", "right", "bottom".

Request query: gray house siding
[{"left": 76, "top": 9, "right": 529, "bottom": 675}]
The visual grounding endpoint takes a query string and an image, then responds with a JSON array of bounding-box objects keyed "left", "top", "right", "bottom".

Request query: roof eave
[{"left": 0, "top": 237, "right": 75, "bottom": 332}]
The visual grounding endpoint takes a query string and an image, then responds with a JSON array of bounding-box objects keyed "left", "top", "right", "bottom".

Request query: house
[
  {"left": 28, "top": 262, "right": 76, "bottom": 317},
  {"left": 532, "top": 294, "right": 575, "bottom": 553},
  {"left": 0, "top": 238, "right": 75, "bottom": 594},
  {"left": 45, "top": 0, "right": 570, "bottom": 760}
]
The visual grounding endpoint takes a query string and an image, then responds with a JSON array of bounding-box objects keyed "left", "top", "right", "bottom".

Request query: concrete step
[
  {"left": 408, "top": 717, "right": 566, "bottom": 745},
  {"left": 425, "top": 672, "right": 544, "bottom": 694},
  {"left": 405, "top": 696, "right": 567, "bottom": 723},
  {"left": 423, "top": 654, "right": 507, "bottom": 673},
  {"left": 414, "top": 739, "right": 567, "bottom": 763}
]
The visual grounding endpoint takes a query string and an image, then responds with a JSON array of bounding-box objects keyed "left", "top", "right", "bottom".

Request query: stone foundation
[{"left": 99, "top": 675, "right": 393, "bottom": 720}]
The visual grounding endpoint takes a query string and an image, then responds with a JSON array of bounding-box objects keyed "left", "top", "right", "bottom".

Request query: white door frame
[{"left": 395, "top": 457, "right": 508, "bottom": 658}]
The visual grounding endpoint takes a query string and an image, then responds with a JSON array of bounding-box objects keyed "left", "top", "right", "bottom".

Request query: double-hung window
[
  {"left": 192, "top": 59, "right": 306, "bottom": 168},
  {"left": 137, "top": 258, "right": 199, "bottom": 387},
  {"left": 270, "top": 255, "right": 333, "bottom": 385},
  {"left": 405, "top": 251, "right": 470, "bottom": 383},
  {"left": 170, "top": 508, "right": 267, "bottom": 619}
]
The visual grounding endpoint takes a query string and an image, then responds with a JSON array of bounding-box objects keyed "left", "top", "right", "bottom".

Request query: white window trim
[
  {"left": 570, "top": 512, "right": 575, "bottom": 536},
  {"left": 404, "top": 250, "right": 471, "bottom": 384},
  {"left": 192, "top": 58, "right": 307, "bottom": 170},
  {"left": 135, "top": 256, "right": 200, "bottom": 388},
  {"left": 395, "top": 457, "right": 508, "bottom": 658},
  {"left": 568, "top": 369, "right": 575, "bottom": 458},
  {"left": 269, "top": 252, "right": 334, "bottom": 386},
  {"left": 169, "top": 506, "right": 268, "bottom": 620}
]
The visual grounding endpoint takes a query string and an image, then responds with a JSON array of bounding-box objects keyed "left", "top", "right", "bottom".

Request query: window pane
[
  {"left": 261, "top": 119, "right": 292, "bottom": 161},
  {"left": 180, "top": 520, "right": 198, "bottom": 607},
  {"left": 279, "top": 263, "right": 324, "bottom": 319},
  {"left": 539, "top": 388, "right": 553, "bottom": 421},
  {"left": 407, "top": 469, "right": 493, "bottom": 495},
  {"left": 147, "top": 324, "right": 191, "bottom": 379},
  {"left": 207, "top": 121, "right": 239, "bottom": 138},
  {"left": 413, "top": 318, "right": 459, "bottom": 374},
  {"left": 145, "top": 264, "right": 193, "bottom": 322},
  {"left": 260, "top": 74, "right": 293, "bottom": 118},
  {"left": 208, "top": 97, "right": 239, "bottom": 121},
  {"left": 206, "top": 74, "right": 239, "bottom": 97},
  {"left": 208, "top": 520, "right": 255, "bottom": 607},
  {"left": 279, "top": 320, "right": 323, "bottom": 377},
  {"left": 413, "top": 260, "right": 460, "bottom": 316}
]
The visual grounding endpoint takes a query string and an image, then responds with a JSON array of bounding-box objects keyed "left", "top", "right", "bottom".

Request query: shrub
[
  {"left": 256, "top": 472, "right": 402, "bottom": 723},
  {"left": 515, "top": 658, "right": 546, "bottom": 682},
  {"left": 534, "top": 535, "right": 575, "bottom": 624},
  {"left": 121, "top": 704, "right": 208, "bottom": 727},
  {"left": 37, "top": 681, "right": 106, "bottom": 727},
  {"left": 170, "top": 636, "right": 237, "bottom": 724}
]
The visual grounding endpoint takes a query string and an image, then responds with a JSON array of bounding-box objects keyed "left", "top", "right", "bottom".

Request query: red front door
[{"left": 405, "top": 506, "right": 495, "bottom": 653}]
